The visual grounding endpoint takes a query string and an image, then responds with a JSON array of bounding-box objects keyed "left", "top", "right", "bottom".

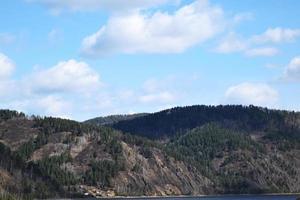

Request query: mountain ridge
[
  {"left": 108, "top": 105, "right": 300, "bottom": 139},
  {"left": 1, "top": 105, "right": 300, "bottom": 199},
  {"left": 84, "top": 113, "right": 149, "bottom": 126}
]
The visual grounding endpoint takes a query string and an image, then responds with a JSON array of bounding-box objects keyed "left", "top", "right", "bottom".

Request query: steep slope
[
  {"left": 0, "top": 110, "right": 213, "bottom": 198},
  {"left": 166, "top": 124, "right": 300, "bottom": 193}
]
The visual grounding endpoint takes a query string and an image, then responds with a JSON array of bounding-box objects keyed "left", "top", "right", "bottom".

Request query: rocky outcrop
[{"left": 111, "top": 142, "right": 213, "bottom": 196}]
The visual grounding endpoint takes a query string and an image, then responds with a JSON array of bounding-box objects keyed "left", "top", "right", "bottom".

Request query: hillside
[
  {"left": 84, "top": 113, "right": 148, "bottom": 126},
  {"left": 111, "top": 105, "right": 300, "bottom": 139},
  {"left": 0, "top": 110, "right": 213, "bottom": 198},
  {"left": 1, "top": 106, "right": 300, "bottom": 199}
]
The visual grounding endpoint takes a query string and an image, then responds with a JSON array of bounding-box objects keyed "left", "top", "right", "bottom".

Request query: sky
[{"left": 0, "top": 0, "right": 300, "bottom": 121}]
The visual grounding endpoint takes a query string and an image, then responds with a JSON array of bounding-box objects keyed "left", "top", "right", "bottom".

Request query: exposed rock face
[
  {"left": 0, "top": 117, "right": 215, "bottom": 197},
  {"left": 112, "top": 142, "right": 213, "bottom": 196},
  {"left": 0, "top": 118, "right": 39, "bottom": 150},
  {"left": 30, "top": 143, "right": 68, "bottom": 161},
  {"left": 70, "top": 135, "right": 91, "bottom": 158},
  {"left": 0, "top": 168, "right": 12, "bottom": 191}
]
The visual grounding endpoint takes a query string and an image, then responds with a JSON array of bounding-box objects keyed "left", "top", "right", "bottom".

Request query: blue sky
[{"left": 0, "top": 0, "right": 300, "bottom": 121}]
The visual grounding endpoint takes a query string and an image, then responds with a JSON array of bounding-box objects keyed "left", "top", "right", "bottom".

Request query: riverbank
[{"left": 92, "top": 193, "right": 300, "bottom": 199}]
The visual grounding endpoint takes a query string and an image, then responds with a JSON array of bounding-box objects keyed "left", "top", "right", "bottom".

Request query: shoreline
[{"left": 94, "top": 193, "right": 300, "bottom": 199}]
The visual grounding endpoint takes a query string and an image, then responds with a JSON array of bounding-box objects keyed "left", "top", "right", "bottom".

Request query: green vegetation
[
  {"left": 85, "top": 113, "right": 149, "bottom": 126},
  {"left": 0, "top": 142, "right": 49, "bottom": 199},
  {"left": 15, "top": 133, "right": 48, "bottom": 164},
  {"left": 34, "top": 116, "right": 85, "bottom": 135},
  {"left": 0, "top": 142, "right": 15, "bottom": 172},
  {"left": 0, "top": 192, "right": 30, "bottom": 200},
  {"left": 1, "top": 112, "right": 123, "bottom": 197},
  {"left": 164, "top": 124, "right": 273, "bottom": 193},
  {"left": 264, "top": 131, "right": 300, "bottom": 151},
  {"left": 84, "top": 160, "right": 119, "bottom": 187},
  {"left": 166, "top": 124, "right": 263, "bottom": 176},
  {"left": 33, "top": 153, "right": 77, "bottom": 187},
  {"left": 1, "top": 105, "right": 300, "bottom": 197},
  {"left": 0, "top": 109, "right": 25, "bottom": 121},
  {"left": 112, "top": 105, "right": 300, "bottom": 139}
]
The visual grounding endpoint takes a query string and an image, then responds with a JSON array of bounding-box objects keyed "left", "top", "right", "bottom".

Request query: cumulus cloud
[
  {"left": 216, "top": 27, "right": 300, "bottom": 57},
  {"left": 225, "top": 82, "right": 278, "bottom": 107},
  {"left": 216, "top": 34, "right": 279, "bottom": 57},
  {"left": 35, "top": 95, "right": 72, "bottom": 118},
  {"left": 0, "top": 56, "right": 189, "bottom": 120},
  {"left": 251, "top": 27, "right": 300, "bottom": 44},
  {"left": 232, "top": 12, "right": 253, "bottom": 24},
  {"left": 0, "top": 53, "right": 15, "bottom": 78},
  {"left": 0, "top": 54, "right": 17, "bottom": 102},
  {"left": 283, "top": 56, "right": 300, "bottom": 81},
  {"left": 5, "top": 95, "right": 72, "bottom": 119},
  {"left": 0, "top": 80, "right": 16, "bottom": 99},
  {"left": 0, "top": 58, "right": 103, "bottom": 119},
  {"left": 27, "top": 0, "right": 178, "bottom": 14},
  {"left": 0, "top": 53, "right": 193, "bottom": 120},
  {"left": 82, "top": 0, "right": 225, "bottom": 56},
  {"left": 215, "top": 32, "right": 247, "bottom": 53},
  {"left": 139, "top": 91, "right": 176, "bottom": 103},
  {"left": 245, "top": 47, "right": 279, "bottom": 57},
  {"left": 138, "top": 77, "right": 182, "bottom": 104},
  {"left": 143, "top": 78, "right": 168, "bottom": 93},
  {"left": 28, "top": 59, "right": 102, "bottom": 94}
]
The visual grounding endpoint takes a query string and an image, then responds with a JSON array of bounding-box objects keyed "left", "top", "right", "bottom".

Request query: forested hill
[
  {"left": 1, "top": 107, "right": 300, "bottom": 199},
  {"left": 110, "top": 105, "right": 300, "bottom": 139},
  {"left": 84, "top": 113, "right": 148, "bottom": 126}
]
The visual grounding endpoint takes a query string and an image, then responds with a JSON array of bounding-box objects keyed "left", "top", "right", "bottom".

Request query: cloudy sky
[{"left": 0, "top": 0, "right": 300, "bottom": 120}]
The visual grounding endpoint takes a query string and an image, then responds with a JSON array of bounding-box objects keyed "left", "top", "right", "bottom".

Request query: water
[{"left": 101, "top": 195, "right": 299, "bottom": 200}]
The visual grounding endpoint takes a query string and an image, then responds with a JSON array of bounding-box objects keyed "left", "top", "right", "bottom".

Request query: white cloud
[
  {"left": 245, "top": 47, "right": 279, "bottom": 57},
  {"left": 0, "top": 54, "right": 19, "bottom": 101},
  {"left": 216, "top": 27, "right": 300, "bottom": 57},
  {"left": 0, "top": 56, "right": 192, "bottom": 120},
  {"left": 138, "top": 77, "right": 182, "bottom": 104},
  {"left": 71, "top": 76, "right": 186, "bottom": 120},
  {"left": 83, "top": 76, "right": 185, "bottom": 116},
  {"left": 283, "top": 56, "right": 300, "bottom": 81},
  {"left": 27, "top": 0, "right": 178, "bottom": 14},
  {"left": 28, "top": 59, "right": 102, "bottom": 94},
  {"left": 139, "top": 91, "right": 176, "bottom": 103},
  {"left": 215, "top": 32, "right": 247, "bottom": 53},
  {"left": 143, "top": 78, "right": 167, "bottom": 93},
  {"left": 0, "top": 53, "right": 15, "bottom": 78},
  {"left": 82, "top": 0, "right": 225, "bottom": 56},
  {"left": 216, "top": 34, "right": 279, "bottom": 57},
  {"left": 35, "top": 95, "right": 72, "bottom": 118},
  {"left": 0, "top": 80, "right": 16, "bottom": 98},
  {"left": 232, "top": 12, "right": 254, "bottom": 24},
  {"left": 251, "top": 27, "right": 300, "bottom": 44},
  {"left": 225, "top": 82, "right": 278, "bottom": 107},
  {"left": 5, "top": 96, "right": 72, "bottom": 119}
]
